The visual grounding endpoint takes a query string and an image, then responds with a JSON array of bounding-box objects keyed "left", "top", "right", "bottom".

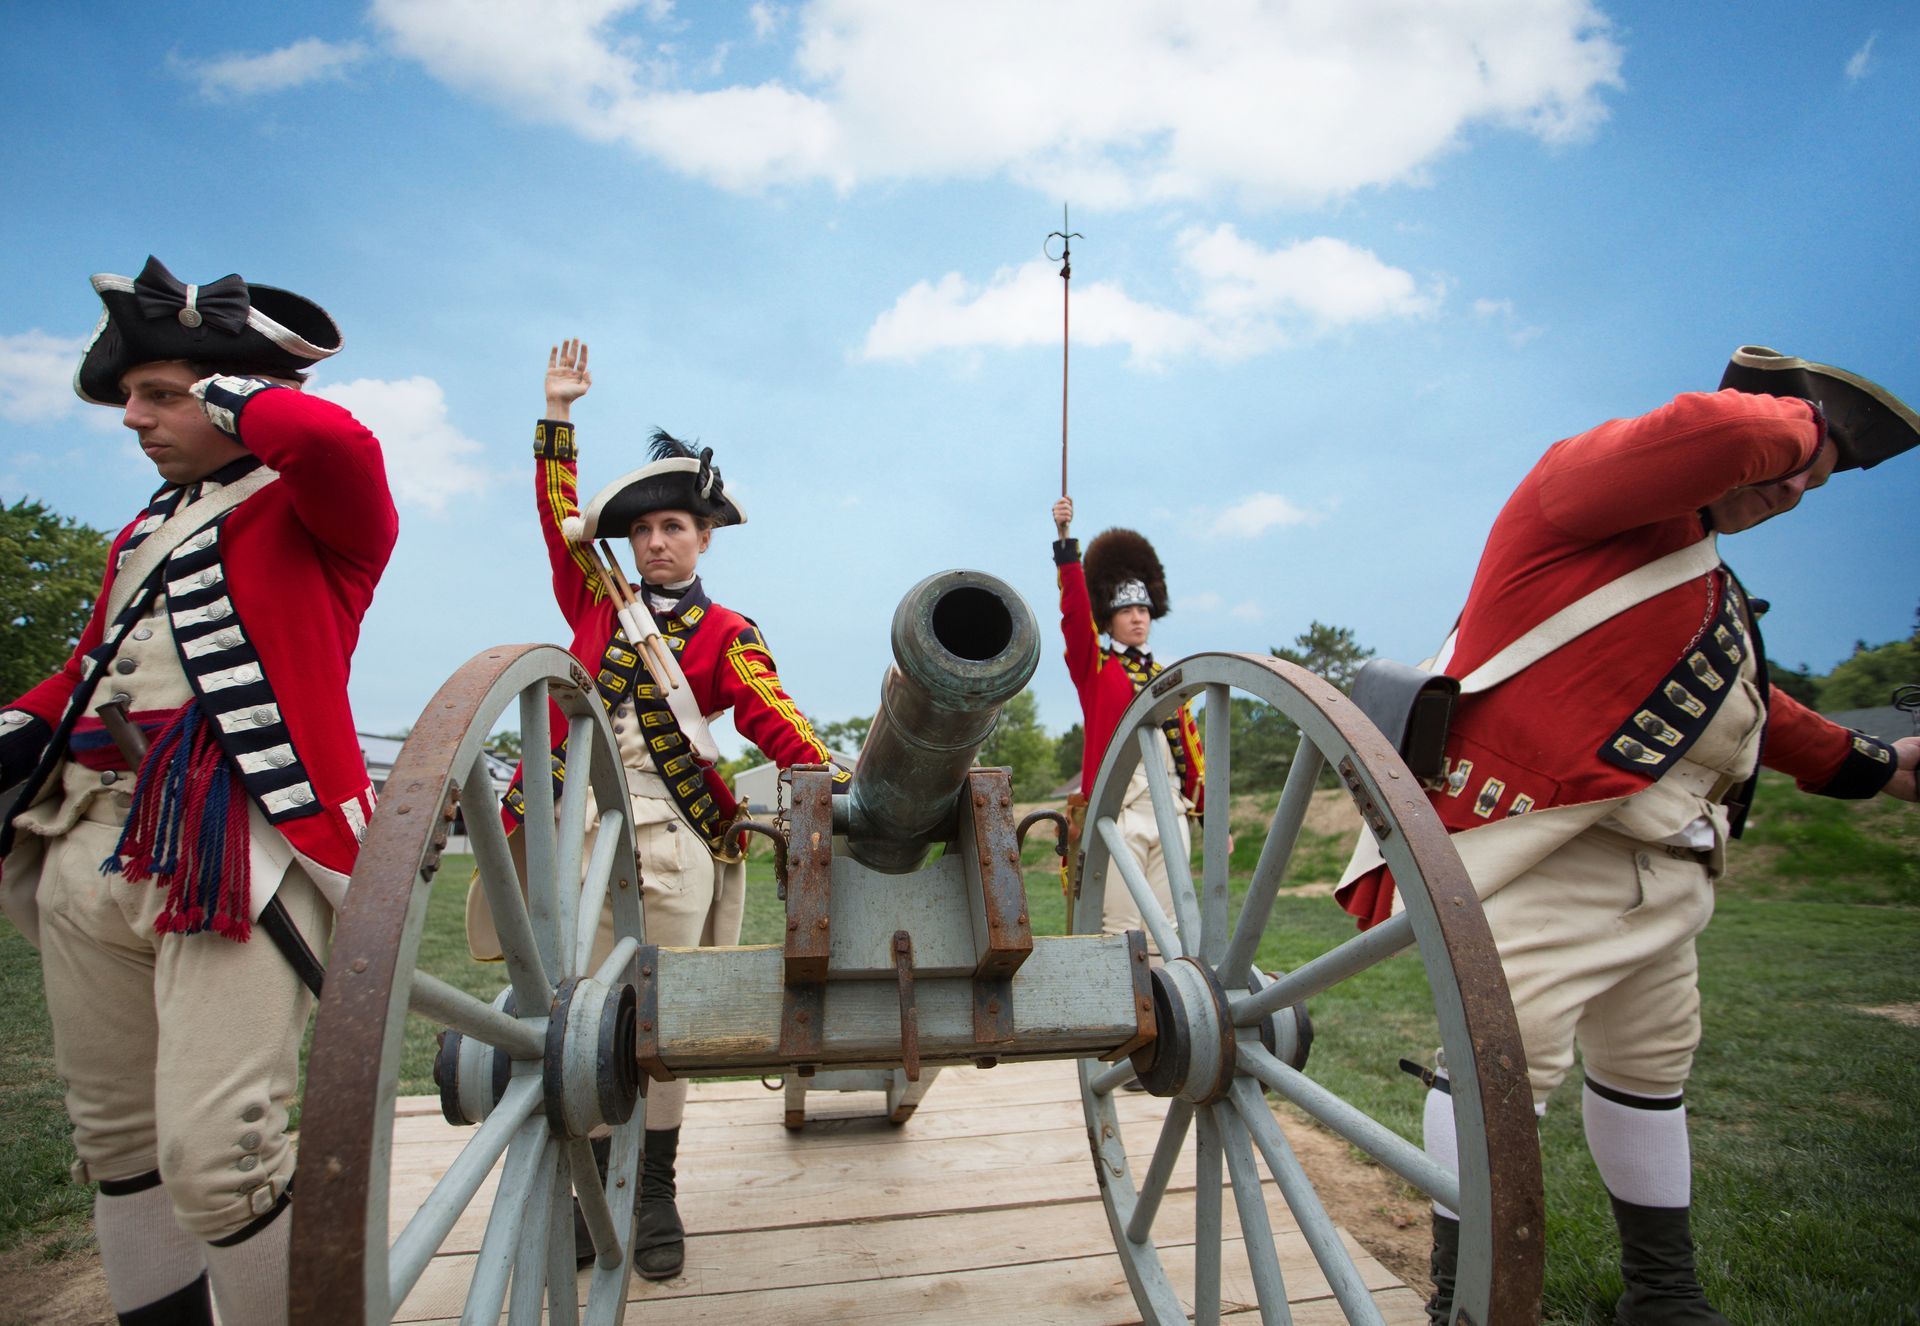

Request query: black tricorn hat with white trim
[
  {"left": 75, "top": 256, "right": 343, "bottom": 406},
  {"left": 1084, "top": 527, "right": 1169, "bottom": 622},
  {"left": 1720, "top": 345, "right": 1919, "bottom": 472},
  {"left": 562, "top": 430, "right": 747, "bottom": 543}
]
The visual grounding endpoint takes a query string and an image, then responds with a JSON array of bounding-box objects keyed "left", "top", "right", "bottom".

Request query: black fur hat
[
  {"left": 75, "top": 257, "right": 342, "bottom": 405},
  {"left": 1084, "top": 527, "right": 1168, "bottom": 622},
  {"left": 1720, "top": 346, "right": 1917, "bottom": 472},
  {"left": 564, "top": 429, "right": 746, "bottom": 541}
]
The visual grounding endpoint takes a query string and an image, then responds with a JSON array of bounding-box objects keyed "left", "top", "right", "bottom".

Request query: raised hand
[
  {"left": 1052, "top": 495, "right": 1074, "bottom": 538},
  {"left": 545, "top": 338, "right": 592, "bottom": 419}
]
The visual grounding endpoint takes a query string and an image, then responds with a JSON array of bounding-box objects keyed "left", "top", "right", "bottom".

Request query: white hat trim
[{"left": 571, "top": 457, "right": 749, "bottom": 543}]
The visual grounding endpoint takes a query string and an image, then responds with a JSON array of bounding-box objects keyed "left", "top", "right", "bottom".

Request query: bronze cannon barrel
[{"left": 845, "top": 569, "right": 1041, "bottom": 873}]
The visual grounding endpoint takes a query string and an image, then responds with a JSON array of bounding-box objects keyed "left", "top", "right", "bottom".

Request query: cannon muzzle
[{"left": 846, "top": 570, "right": 1041, "bottom": 873}]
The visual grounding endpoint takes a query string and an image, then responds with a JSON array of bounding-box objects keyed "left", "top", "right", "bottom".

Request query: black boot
[
  {"left": 1610, "top": 1195, "right": 1731, "bottom": 1325},
  {"left": 1425, "top": 1212, "right": 1459, "bottom": 1326},
  {"left": 573, "top": 1134, "right": 613, "bottom": 1268},
  {"left": 118, "top": 1274, "right": 214, "bottom": 1325},
  {"left": 633, "top": 1126, "right": 685, "bottom": 1281}
]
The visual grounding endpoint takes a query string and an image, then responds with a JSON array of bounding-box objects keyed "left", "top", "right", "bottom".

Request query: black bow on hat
[
  {"left": 131, "top": 258, "right": 251, "bottom": 336},
  {"left": 73, "top": 256, "right": 344, "bottom": 406}
]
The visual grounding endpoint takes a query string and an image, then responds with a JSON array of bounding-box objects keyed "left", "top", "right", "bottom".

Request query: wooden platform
[{"left": 387, "top": 1059, "right": 1422, "bottom": 1323}]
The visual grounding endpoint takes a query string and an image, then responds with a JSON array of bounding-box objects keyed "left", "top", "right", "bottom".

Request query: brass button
[
  {"left": 114, "top": 660, "right": 137, "bottom": 675},
  {"left": 241, "top": 1104, "right": 265, "bottom": 1123}
]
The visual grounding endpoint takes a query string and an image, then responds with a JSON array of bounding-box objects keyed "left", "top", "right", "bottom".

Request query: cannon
[{"left": 289, "top": 571, "right": 1544, "bottom": 1325}]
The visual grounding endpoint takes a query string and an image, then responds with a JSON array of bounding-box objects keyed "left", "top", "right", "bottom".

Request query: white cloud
[
  {"left": 1186, "top": 590, "right": 1223, "bottom": 612},
  {"left": 312, "top": 376, "right": 492, "bottom": 515},
  {"left": 862, "top": 229, "right": 1435, "bottom": 367},
  {"left": 1845, "top": 33, "right": 1878, "bottom": 82},
  {"left": 178, "top": 37, "right": 370, "bottom": 100},
  {"left": 1212, "top": 492, "right": 1323, "bottom": 539},
  {"left": 373, "top": 0, "right": 1622, "bottom": 205},
  {"left": 1229, "top": 601, "right": 1264, "bottom": 622},
  {"left": 1472, "top": 295, "right": 1546, "bottom": 347},
  {"left": 0, "top": 331, "right": 115, "bottom": 430}
]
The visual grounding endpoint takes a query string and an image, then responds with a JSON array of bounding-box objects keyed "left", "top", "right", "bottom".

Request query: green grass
[{"left": 4, "top": 786, "right": 1917, "bottom": 1325}]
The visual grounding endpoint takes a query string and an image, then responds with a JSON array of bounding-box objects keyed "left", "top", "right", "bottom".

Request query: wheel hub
[
  {"left": 1130, "top": 958, "right": 1238, "bottom": 1104},
  {"left": 544, "top": 976, "right": 641, "bottom": 1139}
]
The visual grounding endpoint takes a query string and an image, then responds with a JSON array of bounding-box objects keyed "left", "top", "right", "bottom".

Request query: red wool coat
[
  {"left": 1339, "top": 390, "right": 1888, "bottom": 927},
  {"left": 1055, "top": 545, "right": 1204, "bottom": 810},
  {"left": 507, "top": 424, "right": 835, "bottom": 831},
  {"left": 6, "top": 388, "right": 397, "bottom": 877}
]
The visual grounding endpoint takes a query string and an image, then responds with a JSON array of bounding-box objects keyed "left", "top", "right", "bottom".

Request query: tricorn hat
[
  {"left": 1084, "top": 527, "right": 1168, "bottom": 623},
  {"left": 1720, "top": 346, "right": 1918, "bottom": 472},
  {"left": 74, "top": 256, "right": 343, "bottom": 406},
  {"left": 562, "top": 430, "right": 747, "bottom": 543}
]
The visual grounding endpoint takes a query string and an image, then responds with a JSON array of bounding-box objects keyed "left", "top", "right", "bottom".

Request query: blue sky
[{"left": 2, "top": 1, "right": 1915, "bottom": 754}]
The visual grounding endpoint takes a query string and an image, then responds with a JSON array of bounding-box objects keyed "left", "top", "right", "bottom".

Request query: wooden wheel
[
  {"left": 1077, "top": 653, "right": 1542, "bottom": 1325},
  {"left": 291, "top": 645, "right": 645, "bottom": 1324}
]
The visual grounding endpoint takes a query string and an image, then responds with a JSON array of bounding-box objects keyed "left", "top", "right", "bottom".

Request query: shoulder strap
[
  {"left": 105, "top": 467, "right": 279, "bottom": 622},
  {"left": 1434, "top": 535, "right": 1720, "bottom": 696}
]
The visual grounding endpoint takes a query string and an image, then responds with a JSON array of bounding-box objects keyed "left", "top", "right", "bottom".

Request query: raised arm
[
  {"left": 192, "top": 377, "right": 398, "bottom": 584},
  {"left": 1053, "top": 496, "right": 1102, "bottom": 688},
  {"left": 530, "top": 338, "right": 608, "bottom": 625},
  {"left": 1533, "top": 390, "right": 1822, "bottom": 542}
]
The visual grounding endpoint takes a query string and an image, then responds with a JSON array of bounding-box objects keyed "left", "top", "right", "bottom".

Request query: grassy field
[{"left": 1, "top": 770, "right": 1914, "bottom": 1323}]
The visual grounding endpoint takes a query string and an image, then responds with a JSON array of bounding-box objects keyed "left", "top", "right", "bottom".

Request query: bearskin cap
[{"left": 1084, "top": 527, "right": 1169, "bottom": 621}]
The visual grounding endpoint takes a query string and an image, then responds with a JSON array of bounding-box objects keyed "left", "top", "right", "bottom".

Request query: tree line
[{"left": 4, "top": 503, "right": 1913, "bottom": 791}]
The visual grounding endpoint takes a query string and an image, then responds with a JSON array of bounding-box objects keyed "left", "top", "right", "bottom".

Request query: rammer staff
[
  {"left": 587, "top": 540, "right": 679, "bottom": 687},
  {"left": 1045, "top": 205, "right": 1084, "bottom": 499}
]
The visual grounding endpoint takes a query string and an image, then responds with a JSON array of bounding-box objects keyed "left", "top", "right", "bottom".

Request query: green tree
[
  {"left": 977, "top": 690, "right": 1057, "bottom": 800},
  {"left": 814, "top": 715, "right": 872, "bottom": 757},
  {"left": 1054, "top": 723, "right": 1084, "bottom": 781},
  {"left": 1767, "top": 659, "right": 1821, "bottom": 707},
  {"left": 1271, "top": 621, "right": 1374, "bottom": 693},
  {"left": 1819, "top": 632, "right": 1920, "bottom": 710},
  {"left": 0, "top": 499, "right": 109, "bottom": 697},
  {"left": 1224, "top": 621, "right": 1378, "bottom": 792}
]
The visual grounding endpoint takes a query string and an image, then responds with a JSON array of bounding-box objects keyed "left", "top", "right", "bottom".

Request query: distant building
[
  {"left": 360, "top": 732, "right": 516, "bottom": 852},
  {"left": 1822, "top": 706, "right": 1916, "bottom": 745},
  {"left": 733, "top": 753, "right": 857, "bottom": 814}
]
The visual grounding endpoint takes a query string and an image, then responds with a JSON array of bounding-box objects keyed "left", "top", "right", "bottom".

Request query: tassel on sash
[{"left": 102, "top": 700, "right": 253, "bottom": 941}]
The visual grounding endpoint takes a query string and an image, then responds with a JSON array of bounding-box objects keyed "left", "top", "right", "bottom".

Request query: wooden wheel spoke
[
  {"left": 1237, "top": 1042, "right": 1461, "bottom": 1211},
  {"left": 1233, "top": 911, "right": 1413, "bottom": 1026},
  {"left": 548, "top": 714, "right": 595, "bottom": 980},
  {"left": 465, "top": 749, "right": 552, "bottom": 1011},
  {"left": 543, "top": 1152, "right": 580, "bottom": 1326},
  {"left": 518, "top": 680, "right": 563, "bottom": 978},
  {"left": 461, "top": 1119, "right": 550, "bottom": 1326},
  {"left": 574, "top": 806, "right": 625, "bottom": 972},
  {"left": 1193, "top": 1107, "right": 1224, "bottom": 1325},
  {"left": 1214, "top": 1102, "right": 1293, "bottom": 1326},
  {"left": 1200, "top": 684, "right": 1232, "bottom": 966},
  {"left": 1218, "top": 738, "right": 1325, "bottom": 989},
  {"left": 407, "top": 972, "right": 544, "bottom": 1060},
  {"left": 1089, "top": 1059, "right": 1138, "bottom": 1097},
  {"left": 1230, "top": 1080, "right": 1386, "bottom": 1326},
  {"left": 1136, "top": 726, "right": 1201, "bottom": 949},
  {"left": 506, "top": 1134, "right": 561, "bottom": 1323},
  {"left": 387, "top": 1076, "right": 542, "bottom": 1310},
  {"left": 566, "top": 1136, "right": 622, "bottom": 1268},
  {"left": 1097, "top": 815, "right": 1182, "bottom": 959},
  {"left": 1125, "top": 1098, "right": 1195, "bottom": 1244}
]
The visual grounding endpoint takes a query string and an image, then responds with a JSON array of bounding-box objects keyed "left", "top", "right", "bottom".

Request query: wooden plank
[{"left": 393, "top": 1186, "right": 1395, "bottom": 1320}]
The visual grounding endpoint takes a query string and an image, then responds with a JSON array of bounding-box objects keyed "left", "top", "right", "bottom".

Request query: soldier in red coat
[
  {"left": 1050, "top": 497, "right": 1205, "bottom": 940},
  {"left": 1337, "top": 349, "right": 1919, "bottom": 1326},
  {"left": 0, "top": 258, "right": 396, "bottom": 1325},
  {"left": 476, "top": 338, "right": 840, "bottom": 1280}
]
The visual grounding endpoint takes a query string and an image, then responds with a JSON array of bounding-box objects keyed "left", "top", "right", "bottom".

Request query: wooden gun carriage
[{"left": 289, "top": 570, "right": 1544, "bottom": 1325}]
